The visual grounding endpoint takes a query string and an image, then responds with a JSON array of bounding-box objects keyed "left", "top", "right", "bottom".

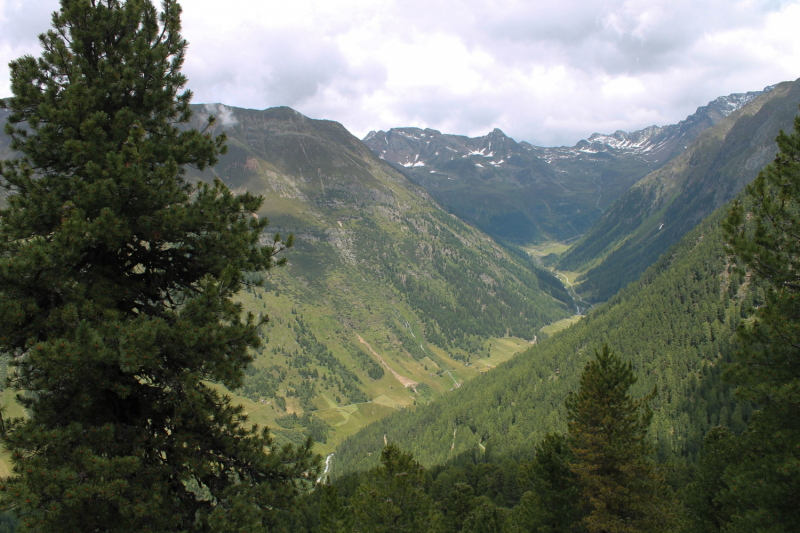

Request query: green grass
[
  {"left": 0, "top": 388, "right": 25, "bottom": 477},
  {"left": 540, "top": 315, "right": 584, "bottom": 337},
  {"left": 526, "top": 241, "right": 573, "bottom": 256}
]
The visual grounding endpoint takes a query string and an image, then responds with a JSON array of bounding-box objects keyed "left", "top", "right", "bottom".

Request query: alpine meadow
[{"left": 0, "top": 1, "right": 799, "bottom": 532}]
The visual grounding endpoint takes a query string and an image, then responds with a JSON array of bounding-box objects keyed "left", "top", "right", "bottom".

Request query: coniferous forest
[{"left": 0, "top": 1, "right": 799, "bottom": 533}]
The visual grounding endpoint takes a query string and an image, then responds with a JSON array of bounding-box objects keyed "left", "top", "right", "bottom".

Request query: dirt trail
[{"left": 357, "top": 334, "right": 418, "bottom": 388}]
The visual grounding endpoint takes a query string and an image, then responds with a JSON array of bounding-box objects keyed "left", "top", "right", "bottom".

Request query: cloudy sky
[{"left": 1, "top": 0, "right": 799, "bottom": 146}]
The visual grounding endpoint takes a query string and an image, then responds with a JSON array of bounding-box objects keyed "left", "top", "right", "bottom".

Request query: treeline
[{"left": 317, "top": 116, "right": 800, "bottom": 533}]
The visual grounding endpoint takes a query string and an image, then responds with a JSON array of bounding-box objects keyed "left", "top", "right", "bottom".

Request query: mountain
[
  {"left": 333, "top": 192, "right": 755, "bottom": 476},
  {"left": 16, "top": 103, "right": 567, "bottom": 453},
  {"left": 0, "top": 103, "right": 572, "bottom": 453},
  {"left": 363, "top": 87, "right": 771, "bottom": 245},
  {"left": 557, "top": 78, "right": 800, "bottom": 302}
]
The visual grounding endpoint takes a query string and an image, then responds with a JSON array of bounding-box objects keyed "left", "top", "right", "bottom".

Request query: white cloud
[
  {"left": 200, "top": 104, "right": 239, "bottom": 128},
  {"left": 2, "top": 0, "right": 799, "bottom": 146}
]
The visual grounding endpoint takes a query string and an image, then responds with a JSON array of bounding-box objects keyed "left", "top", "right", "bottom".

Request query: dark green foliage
[
  {"left": 274, "top": 413, "right": 330, "bottom": 444},
  {"left": 293, "top": 316, "right": 366, "bottom": 404},
  {"left": 349, "top": 344, "right": 385, "bottom": 380},
  {"left": 715, "top": 105, "right": 800, "bottom": 532},
  {"left": 511, "top": 433, "right": 580, "bottom": 532},
  {"left": 461, "top": 496, "right": 508, "bottom": 533},
  {"left": 682, "top": 427, "right": 738, "bottom": 533},
  {"left": 566, "top": 345, "right": 678, "bottom": 533},
  {"left": 436, "top": 482, "right": 476, "bottom": 533},
  {"left": 0, "top": 512, "right": 17, "bottom": 533},
  {"left": 0, "top": 1, "right": 317, "bottom": 531},
  {"left": 351, "top": 444, "right": 435, "bottom": 532},
  {"left": 239, "top": 361, "right": 283, "bottom": 401},
  {"left": 377, "top": 209, "right": 569, "bottom": 350},
  {"left": 317, "top": 484, "right": 353, "bottom": 533}
]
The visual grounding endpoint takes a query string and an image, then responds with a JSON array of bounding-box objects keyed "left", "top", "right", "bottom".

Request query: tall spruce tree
[
  {"left": 351, "top": 444, "right": 435, "bottom": 532},
  {"left": 511, "top": 433, "right": 580, "bottom": 533},
  {"left": 722, "top": 106, "right": 800, "bottom": 532},
  {"left": 565, "top": 345, "right": 677, "bottom": 533},
  {"left": 0, "top": 1, "right": 317, "bottom": 532}
]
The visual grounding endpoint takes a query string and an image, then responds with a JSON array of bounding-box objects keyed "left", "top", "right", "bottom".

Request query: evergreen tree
[
  {"left": 351, "top": 444, "right": 436, "bottom": 532},
  {"left": 565, "top": 345, "right": 678, "bottom": 533},
  {"left": 512, "top": 433, "right": 580, "bottom": 533},
  {"left": 436, "top": 482, "right": 475, "bottom": 533},
  {"left": 0, "top": 1, "right": 317, "bottom": 531},
  {"left": 682, "top": 427, "right": 738, "bottom": 533},
  {"left": 317, "top": 484, "right": 353, "bottom": 533},
  {"left": 722, "top": 105, "right": 800, "bottom": 532},
  {"left": 460, "top": 496, "right": 507, "bottom": 533}
]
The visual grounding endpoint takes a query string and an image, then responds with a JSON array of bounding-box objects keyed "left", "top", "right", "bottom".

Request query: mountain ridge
[
  {"left": 177, "top": 104, "right": 574, "bottom": 451},
  {"left": 557, "top": 78, "right": 800, "bottom": 302},
  {"left": 0, "top": 103, "right": 572, "bottom": 454},
  {"left": 363, "top": 86, "right": 773, "bottom": 245}
]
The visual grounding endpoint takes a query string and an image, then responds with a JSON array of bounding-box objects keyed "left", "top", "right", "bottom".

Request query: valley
[
  {"left": 174, "top": 105, "right": 575, "bottom": 453},
  {"left": 2, "top": 1, "right": 797, "bottom": 529},
  {"left": 1, "top": 78, "right": 797, "bottom": 512}
]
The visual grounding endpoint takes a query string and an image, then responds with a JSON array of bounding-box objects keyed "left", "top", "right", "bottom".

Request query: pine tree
[
  {"left": 317, "top": 484, "right": 353, "bottom": 533},
  {"left": 682, "top": 427, "right": 738, "bottom": 533},
  {"left": 0, "top": 1, "right": 317, "bottom": 531},
  {"left": 436, "top": 482, "right": 475, "bottom": 533},
  {"left": 512, "top": 433, "right": 581, "bottom": 533},
  {"left": 460, "top": 497, "right": 507, "bottom": 533},
  {"left": 565, "top": 345, "right": 677, "bottom": 533},
  {"left": 351, "top": 444, "right": 435, "bottom": 532},
  {"left": 722, "top": 105, "right": 800, "bottom": 532}
]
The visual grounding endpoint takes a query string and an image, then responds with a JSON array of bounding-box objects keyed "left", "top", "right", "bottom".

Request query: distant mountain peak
[{"left": 362, "top": 81, "right": 784, "bottom": 244}]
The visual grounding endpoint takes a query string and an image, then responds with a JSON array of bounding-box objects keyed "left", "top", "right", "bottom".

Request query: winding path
[
  {"left": 444, "top": 370, "right": 461, "bottom": 389},
  {"left": 592, "top": 175, "right": 604, "bottom": 213},
  {"left": 527, "top": 240, "right": 595, "bottom": 316}
]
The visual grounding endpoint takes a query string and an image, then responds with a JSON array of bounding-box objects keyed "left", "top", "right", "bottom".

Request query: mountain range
[
  {"left": 559, "top": 78, "right": 800, "bottom": 302},
  {"left": 362, "top": 86, "right": 771, "bottom": 245},
  {"left": 333, "top": 174, "right": 753, "bottom": 476},
  {"left": 1, "top": 79, "right": 794, "bottom": 464}
]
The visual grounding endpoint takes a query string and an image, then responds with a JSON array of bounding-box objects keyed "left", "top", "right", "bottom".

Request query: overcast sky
[{"left": 2, "top": 0, "right": 799, "bottom": 146}]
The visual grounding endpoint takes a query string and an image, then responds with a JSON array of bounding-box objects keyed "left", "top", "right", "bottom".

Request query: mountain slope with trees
[
  {"left": 334, "top": 193, "right": 756, "bottom": 476},
  {"left": 0, "top": 1, "right": 318, "bottom": 530},
  {"left": 558, "top": 78, "right": 800, "bottom": 302},
  {"left": 0, "top": 99, "right": 573, "bottom": 453}
]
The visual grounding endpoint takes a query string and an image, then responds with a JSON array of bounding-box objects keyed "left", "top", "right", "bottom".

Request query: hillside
[
  {"left": 0, "top": 103, "right": 571, "bottom": 453},
  {"left": 333, "top": 194, "right": 755, "bottom": 476},
  {"left": 558, "top": 78, "right": 800, "bottom": 302},
  {"left": 363, "top": 87, "right": 769, "bottom": 245},
  {"left": 176, "top": 106, "right": 574, "bottom": 451}
]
